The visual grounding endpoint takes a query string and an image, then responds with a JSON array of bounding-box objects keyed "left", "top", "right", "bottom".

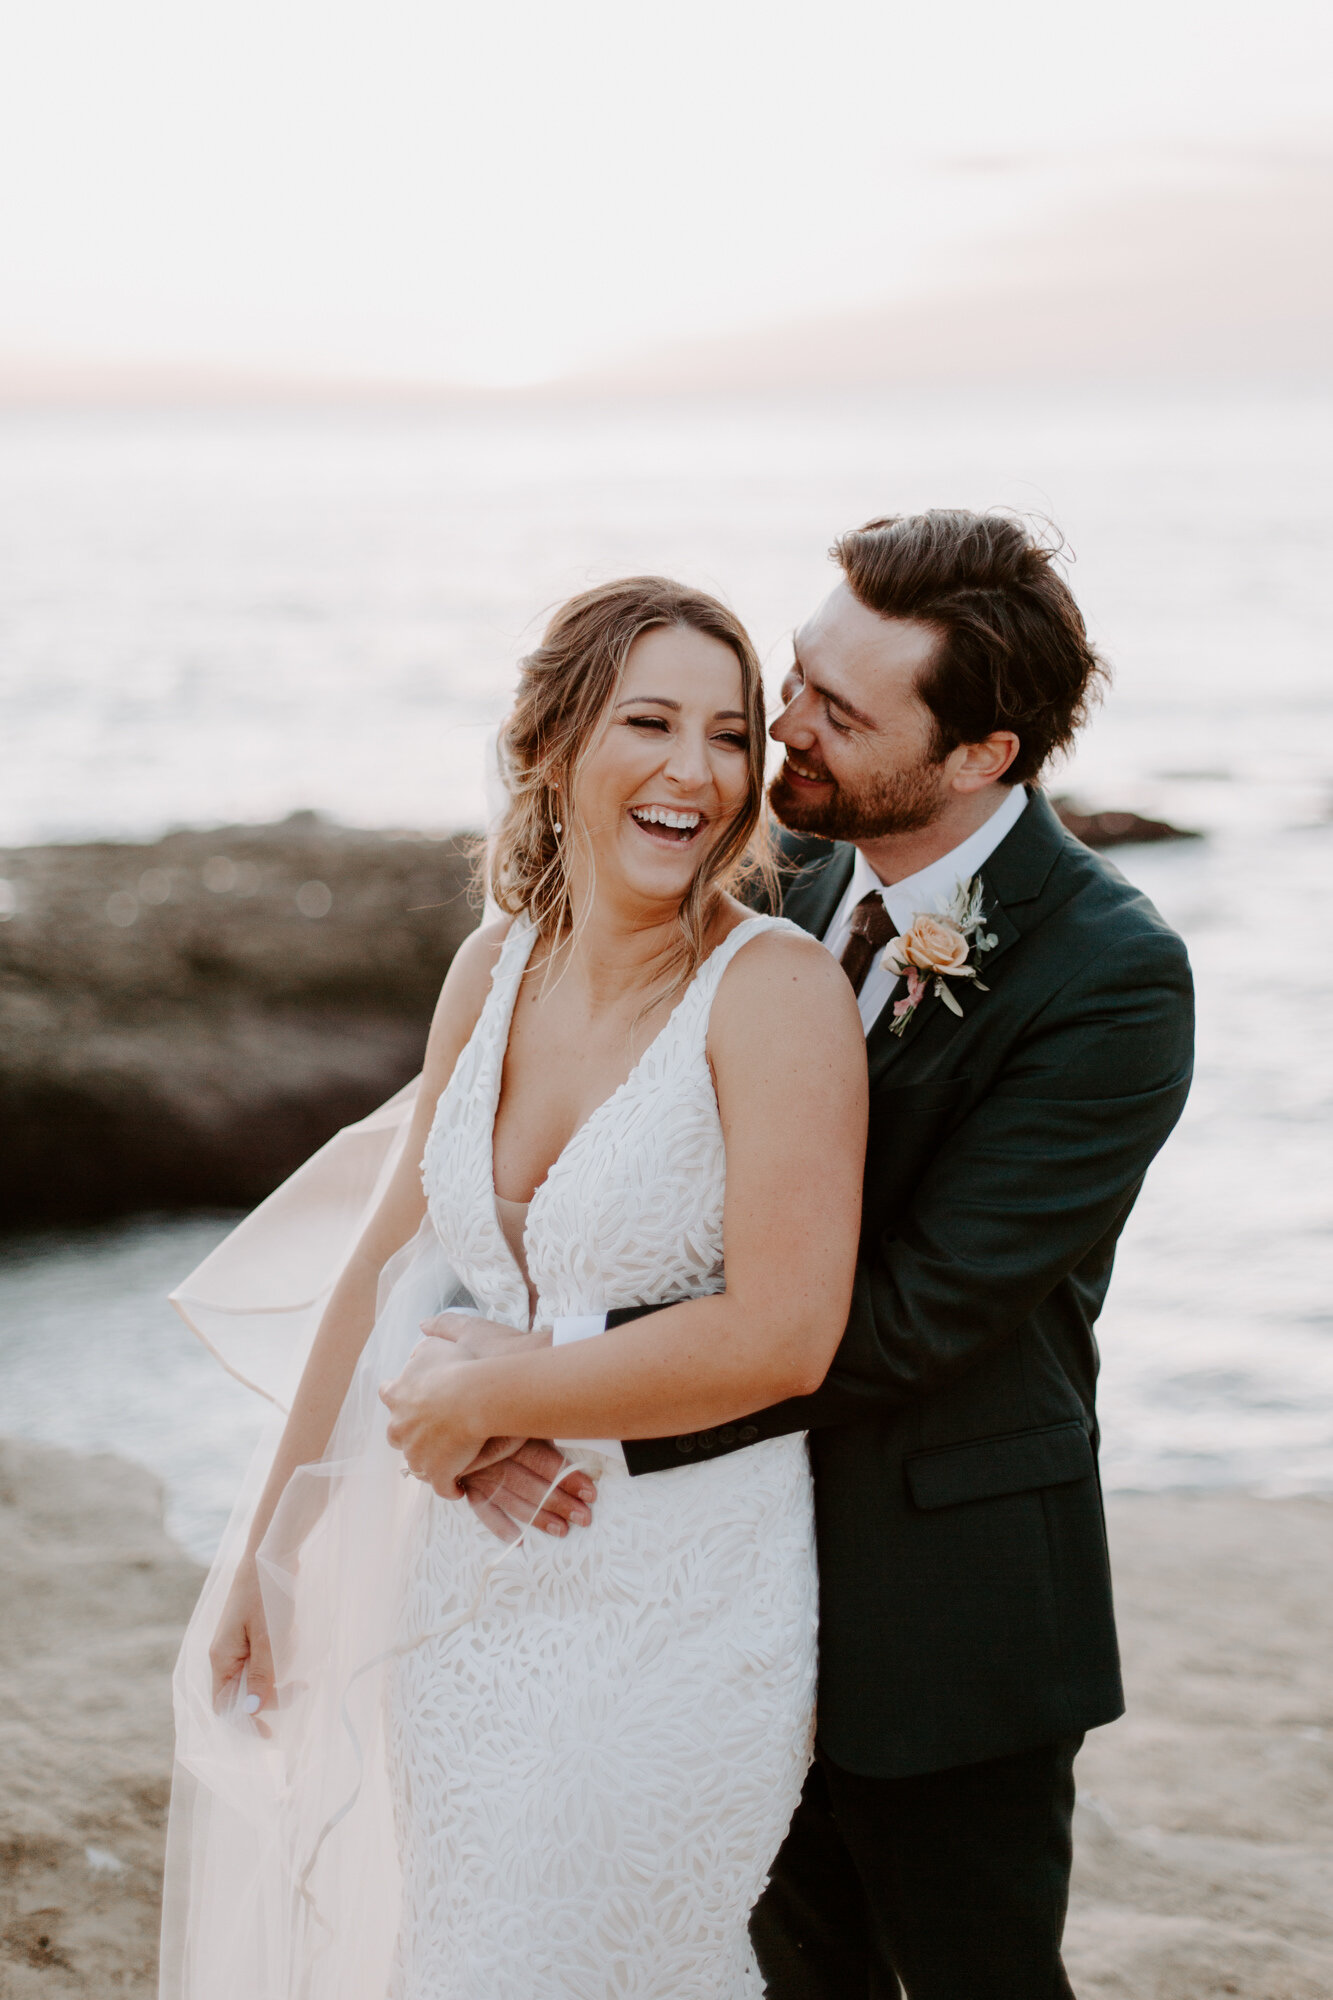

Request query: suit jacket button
[
  {"left": 696, "top": 1429, "right": 716, "bottom": 1450},
  {"left": 738, "top": 1424, "right": 759, "bottom": 1442},
  {"left": 676, "top": 1435, "right": 695, "bottom": 1454},
  {"left": 717, "top": 1425, "right": 737, "bottom": 1445}
]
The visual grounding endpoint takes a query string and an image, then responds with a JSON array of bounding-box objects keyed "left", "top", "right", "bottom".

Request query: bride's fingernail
[{"left": 243, "top": 1694, "right": 261, "bottom": 1714}]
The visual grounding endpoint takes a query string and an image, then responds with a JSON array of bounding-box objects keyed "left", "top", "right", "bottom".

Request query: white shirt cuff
[
  {"left": 550, "top": 1312, "right": 626, "bottom": 1467},
  {"left": 551, "top": 1312, "right": 609, "bottom": 1346}
]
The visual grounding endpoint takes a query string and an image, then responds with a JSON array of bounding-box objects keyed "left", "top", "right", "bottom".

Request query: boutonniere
[{"left": 882, "top": 876, "right": 998, "bottom": 1037}]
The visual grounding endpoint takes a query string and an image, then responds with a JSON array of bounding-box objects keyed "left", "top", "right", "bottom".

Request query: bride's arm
[
  {"left": 208, "top": 921, "right": 505, "bottom": 1710},
  {"left": 382, "top": 930, "right": 866, "bottom": 1489}
]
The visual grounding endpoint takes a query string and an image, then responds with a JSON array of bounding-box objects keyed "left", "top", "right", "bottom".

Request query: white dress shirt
[{"left": 821, "top": 784, "right": 1028, "bottom": 1034}]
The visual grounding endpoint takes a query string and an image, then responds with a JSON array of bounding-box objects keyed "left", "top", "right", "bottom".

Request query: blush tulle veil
[{"left": 158, "top": 1081, "right": 501, "bottom": 2000}]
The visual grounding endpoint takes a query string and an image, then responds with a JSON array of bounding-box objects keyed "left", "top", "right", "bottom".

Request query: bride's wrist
[{"left": 455, "top": 1354, "right": 521, "bottom": 1443}]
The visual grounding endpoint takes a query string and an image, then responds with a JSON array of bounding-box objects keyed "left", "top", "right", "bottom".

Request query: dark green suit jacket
[{"left": 623, "top": 789, "right": 1195, "bottom": 1780}]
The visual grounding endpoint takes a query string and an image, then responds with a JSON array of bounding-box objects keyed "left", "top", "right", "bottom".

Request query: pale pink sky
[{"left": 1, "top": 0, "right": 1330, "bottom": 386}]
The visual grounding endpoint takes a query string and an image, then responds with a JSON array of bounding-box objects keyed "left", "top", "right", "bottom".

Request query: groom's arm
[{"left": 624, "top": 926, "right": 1194, "bottom": 1473}]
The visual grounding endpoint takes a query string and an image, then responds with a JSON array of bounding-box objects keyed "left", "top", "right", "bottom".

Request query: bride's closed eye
[{"left": 621, "top": 715, "right": 748, "bottom": 750}]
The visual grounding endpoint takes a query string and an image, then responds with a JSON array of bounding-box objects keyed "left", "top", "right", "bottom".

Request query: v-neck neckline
[{"left": 485, "top": 914, "right": 763, "bottom": 1314}]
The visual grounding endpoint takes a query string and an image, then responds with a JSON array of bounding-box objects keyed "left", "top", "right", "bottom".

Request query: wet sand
[
  {"left": 0, "top": 1440, "right": 200, "bottom": 1997},
  {"left": 0, "top": 1441, "right": 1328, "bottom": 1997},
  {"left": 1067, "top": 1491, "right": 1333, "bottom": 1998}
]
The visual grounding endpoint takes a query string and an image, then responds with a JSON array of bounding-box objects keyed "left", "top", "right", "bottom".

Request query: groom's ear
[{"left": 946, "top": 733, "right": 1021, "bottom": 794}]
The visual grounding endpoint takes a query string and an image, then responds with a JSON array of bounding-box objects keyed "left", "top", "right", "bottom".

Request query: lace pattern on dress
[{"left": 393, "top": 911, "right": 819, "bottom": 1999}]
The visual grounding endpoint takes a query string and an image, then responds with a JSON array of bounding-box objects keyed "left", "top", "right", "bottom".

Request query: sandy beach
[
  {"left": 1, "top": 1439, "right": 1328, "bottom": 1998},
  {"left": 1067, "top": 1493, "right": 1333, "bottom": 1998},
  {"left": 0, "top": 1441, "right": 200, "bottom": 1998}
]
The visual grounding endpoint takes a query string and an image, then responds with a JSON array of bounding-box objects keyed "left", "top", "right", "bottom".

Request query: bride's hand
[
  {"left": 209, "top": 1557, "right": 275, "bottom": 1734},
  {"left": 420, "top": 1310, "right": 549, "bottom": 1360},
  {"left": 380, "top": 1339, "right": 488, "bottom": 1498}
]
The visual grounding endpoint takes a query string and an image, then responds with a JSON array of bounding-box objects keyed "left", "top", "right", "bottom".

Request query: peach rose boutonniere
[{"left": 882, "top": 875, "right": 998, "bottom": 1038}]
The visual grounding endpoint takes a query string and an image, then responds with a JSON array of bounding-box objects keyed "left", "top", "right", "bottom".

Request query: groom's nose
[{"left": 770, "top": 691, "right": 815, "bottom": 747}]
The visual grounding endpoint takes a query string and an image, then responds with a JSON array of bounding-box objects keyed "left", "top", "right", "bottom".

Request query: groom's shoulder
[
  {"left": 1044, "top": 816, "right": 1185, "bottom": 943},
  {"left": 992, "top": 807, "right": 1194, "bottom": 1090},
  {"left": 747, "top": 830, "right": 851, "bottom": 916},
  {"left": 1024, "top": 805, "right": 1192, "bottom": 998},
  {"left": 771, "top": 827, "right": 847, "bottom": 877}
]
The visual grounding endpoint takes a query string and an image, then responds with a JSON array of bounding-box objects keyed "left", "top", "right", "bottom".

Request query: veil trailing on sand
[{"left": 159, "top": 1082, "right": 559, "bottom": 2000}]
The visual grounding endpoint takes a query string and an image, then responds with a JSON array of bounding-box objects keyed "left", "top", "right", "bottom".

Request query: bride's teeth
[{"left": 631, "top": 806, "right": 703, "bottom": 831}]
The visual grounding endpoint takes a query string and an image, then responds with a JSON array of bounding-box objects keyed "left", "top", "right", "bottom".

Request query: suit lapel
[
  {"left": 774, "top": 792, "right": 1071, "bottom": 1084},
  {"left": 864, "top": 790, "right": 1068, "bottom": 1085},
  {"left": 864, "top": 897, "right": 1021, "bottom": 1082}
]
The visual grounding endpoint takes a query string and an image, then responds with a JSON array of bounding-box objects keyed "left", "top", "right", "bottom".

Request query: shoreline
[{"left": 1, "top": 1441, "right": 1328, "bottom": 1996}]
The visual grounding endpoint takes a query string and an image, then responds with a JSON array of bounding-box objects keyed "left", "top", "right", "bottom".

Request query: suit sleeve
[{"left": 624, "top": 925, "right": 1194, "bottom": 1472}]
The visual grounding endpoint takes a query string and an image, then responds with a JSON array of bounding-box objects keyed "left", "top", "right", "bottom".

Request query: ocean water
[{"left": 0, "top": 385, "right": 1330, "bottom": 1557}]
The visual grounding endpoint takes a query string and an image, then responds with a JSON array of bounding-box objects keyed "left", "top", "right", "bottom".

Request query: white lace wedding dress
[{"left": 387, "top": 911, "right": 819, "bottom": 1999}]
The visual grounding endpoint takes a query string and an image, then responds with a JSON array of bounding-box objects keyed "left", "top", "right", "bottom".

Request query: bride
[{"left": 162, "top": 575, "right": 866, "bottom": 1999}]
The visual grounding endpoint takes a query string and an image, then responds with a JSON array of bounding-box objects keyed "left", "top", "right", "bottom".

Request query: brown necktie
[{"left": 838, "top": 890, "right": 896, "bottom": 997}]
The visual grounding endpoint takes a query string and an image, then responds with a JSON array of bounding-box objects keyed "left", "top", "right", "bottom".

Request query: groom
[{"left": 466, "top": 510, "right": 1195, "bottom": 1997}]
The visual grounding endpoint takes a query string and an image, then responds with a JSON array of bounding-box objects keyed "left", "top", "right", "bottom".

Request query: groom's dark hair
[{"left": 833, "top": 511, "right": 1107, "bottom": 786}]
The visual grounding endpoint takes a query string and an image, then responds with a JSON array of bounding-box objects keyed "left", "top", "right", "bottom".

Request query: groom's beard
[{"left": 768, "top": 749, "right": 948, "bottom": 841}]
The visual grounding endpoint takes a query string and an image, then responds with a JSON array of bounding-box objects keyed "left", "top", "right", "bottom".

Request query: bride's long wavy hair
[{"left": 486, "top": 576, "right": 774, "bottom": 989}]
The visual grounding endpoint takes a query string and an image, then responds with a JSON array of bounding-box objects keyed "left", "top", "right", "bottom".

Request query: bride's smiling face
[{"left": 568, "top": 624, "right": 753, "bottom": 910}]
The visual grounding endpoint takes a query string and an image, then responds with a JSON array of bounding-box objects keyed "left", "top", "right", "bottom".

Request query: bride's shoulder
[
  {"left": 441, "top": 915, "right": 515, "bottom": 1003},
  {"left": 716, "top": 909, "right": 837, "bottom": 977},
  {"left": 420, "top": 918, "right": 513, "bottom": 1087},
  {"left": 709, "top": 914, "right": 862, "bottom": 1049},
  {"left": 706, "top": 919, "right": 864, "bottom": 1124}
]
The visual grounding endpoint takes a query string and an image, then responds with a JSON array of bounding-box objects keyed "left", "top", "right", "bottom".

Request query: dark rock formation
[
  {"left": 0, "top": 815, "right": 479, "bottom": 1225},
  {"left": 1050, "top": 799, "right": 1201, "bottom": 849}
]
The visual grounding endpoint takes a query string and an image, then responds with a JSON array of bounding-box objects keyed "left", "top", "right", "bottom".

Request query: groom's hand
[
  {"left": 460, "top": 1438, "right": 598, "bottom": 1544},
  {"left": 421, "top": 1309, "right": 546, "bottom": 1360}
]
